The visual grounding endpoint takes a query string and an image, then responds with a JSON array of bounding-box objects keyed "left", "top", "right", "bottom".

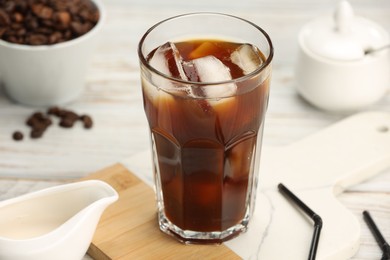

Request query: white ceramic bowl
[
  {"left": 0, "top": 0, "right": 105, "bottom": 107},
  {"left": 295, "top": 11, "right": 390, "bottom": 113},
  {"left": 295, "top": 41, "right": 390, "bottom": 112}
]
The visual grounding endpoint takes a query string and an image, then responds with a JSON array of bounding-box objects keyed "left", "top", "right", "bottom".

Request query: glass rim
[{"left": 137, "top": 12, "right": 274, "bottom": 86}]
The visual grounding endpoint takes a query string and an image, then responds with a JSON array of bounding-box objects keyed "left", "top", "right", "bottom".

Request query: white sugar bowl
[{"left": 295, "top": 1, "right": 390, "bottom": 112}]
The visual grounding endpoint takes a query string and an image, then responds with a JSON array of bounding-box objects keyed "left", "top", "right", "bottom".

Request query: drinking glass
[{"left": 138, "top": 12, "right": 273, "bottom": 244}]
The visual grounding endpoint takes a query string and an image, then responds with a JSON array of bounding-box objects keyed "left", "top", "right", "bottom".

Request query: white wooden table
[{"left": 0, "top": 0, "right": 389, "bottom": 259}]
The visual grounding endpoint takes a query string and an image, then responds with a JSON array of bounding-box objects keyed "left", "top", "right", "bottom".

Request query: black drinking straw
[
  {"left": 278, "top": 183, "right": 323, "bottom": 260},
  {"left": 363, "top": 210, "right": 390, "bottom": 260}
]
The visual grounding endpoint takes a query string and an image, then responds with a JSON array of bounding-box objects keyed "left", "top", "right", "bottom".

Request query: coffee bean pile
[
  {"left": 12, "top": 106, "right": 93, "bottom": 141},
  {"left": 0, "top": 0, "right": 99, "bottom": 45},
  {"left": 26, "top": 111, "right": 53, "bottom": 138},
  {"left": 47, "top": 106, "right": 93, "bottom": 129}
]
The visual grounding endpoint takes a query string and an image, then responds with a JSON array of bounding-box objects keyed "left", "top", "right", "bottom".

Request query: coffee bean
[
  {"left": 6, "top": 35, "right": 18, "bottom": 43},
  {"left": 52, "top": 2, "right": 68, "bottom": 12},
  {"left": 10, "top": 22, "right": 22, "bottom": 31},
  {"left": 38, "top": 6, "right": 54, "bottom": 20},
  {"left": 57, "top": 109, "right": 79, "bottom": 128},
  {"left": 56, "top": 109, "right": 68, "bottom": 118},
  {"left": 26, "top": 116, "right": 36, "bottom": 127},
  {"left": 64, "top": 30, "right": 71, "bottom": 39},
  {"left": 63, "top": 111, "right": 79, "bottom": 120},
  {"left": 12, "top": 131, "right": 23, "bottom": 141},
  {"left": 27, "top": 33, "right": 48, "bottom": 45},
  {"left": 4, "top": 2, "right": 15, "bottom": 13},
  {"left": 70, "top": 21, "right": 87, "bottom": 36},
  {"left": 59, "top": 118, "right": 76, "bottom": 128},
  {"left": 49, "top": 31, "right": 62, "bottom": 44},
  {"left": 42, "top": 117, "right": 52, "bottom": 127},
  {"left": 25, "top": 17, "right": 39, "bottom": 30},
  {"left": 33, "top": 111, "right": 43, "bottom": 117},
  {"left": 41, "top": 19, "right": 54, "bottom": 28},
  {"left": 47, "top": 106, "right": 61, "bottom": 116},
  {"left": 16, "top": 27, "right": 26, "bottom": 36},
  {"left": 80, "top": 115, "right": 93, "bottom": 129},
  {"left": 54, "top": 11, "right": 71, "bottom": 27},
  {"left": 31, "top": 129, "right": 44, "bottom": 138},
  {"left": 12, "top": 12, "right": 23, "bottom": 23},
  {"left": 31, "top": 4, "right": 43, "bottom": 17},
  {"left": 0, "top": 27, "right": 6, "bottom": 37},
  {"left": 31, "top": 4, "right": 54, "bottom": 20},
  {"left": 0, "top": 9, "right": 10, "bottom": 26}
]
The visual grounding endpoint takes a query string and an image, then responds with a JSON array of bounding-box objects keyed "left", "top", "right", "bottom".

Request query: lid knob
[
  {"left": 334, "top": 0, "right": 354, "bottom": 34},
  {"left": 304, "top": 0, "right": 365, "bottom": 61}
]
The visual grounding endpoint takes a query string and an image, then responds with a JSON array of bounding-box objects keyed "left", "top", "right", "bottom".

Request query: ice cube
[
  {"left": 182, "top": 61, "right": 200, "bottom": 82},
  {"left": 148, "top": 42, "right": 188, "bottom": 82},
  {"left": 230, "top": 44, "right": 263, "bottom": 75},
  {"left": 191, "top": 55, "right": 236, "bottom": 98},
  {"left": 144, "top": 42, "right": 190, "bottom": 103}
]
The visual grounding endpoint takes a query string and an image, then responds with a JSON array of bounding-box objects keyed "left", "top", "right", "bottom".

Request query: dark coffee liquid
[{"left": 143, "top": 39, "right": 270, "bottom": 233}]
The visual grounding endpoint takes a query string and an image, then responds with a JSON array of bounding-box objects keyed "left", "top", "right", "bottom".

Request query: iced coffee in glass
[{"left": 138, "top": 13, "right": 273, "bottom": 243}]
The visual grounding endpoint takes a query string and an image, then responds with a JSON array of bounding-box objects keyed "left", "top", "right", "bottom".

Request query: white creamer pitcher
[
  {"left": 0, "top": 180, "right": 118, "bottom": 260},
  {"left": 295, "top": 1, "right": 390, "bottom": 112}
]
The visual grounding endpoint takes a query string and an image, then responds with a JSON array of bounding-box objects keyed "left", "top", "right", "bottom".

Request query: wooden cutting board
[{"left": 81, "top": 164, "right": 240, "bottom": 260}]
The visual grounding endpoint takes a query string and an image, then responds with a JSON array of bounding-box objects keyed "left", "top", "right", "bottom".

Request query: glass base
[{"left": 158, "top": 208, "right": 250, "bottom": 244}]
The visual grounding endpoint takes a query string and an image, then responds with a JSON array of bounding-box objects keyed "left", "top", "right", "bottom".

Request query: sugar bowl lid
[{"left": 300, "top": 0, "right": 389, "bottom": 61}]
